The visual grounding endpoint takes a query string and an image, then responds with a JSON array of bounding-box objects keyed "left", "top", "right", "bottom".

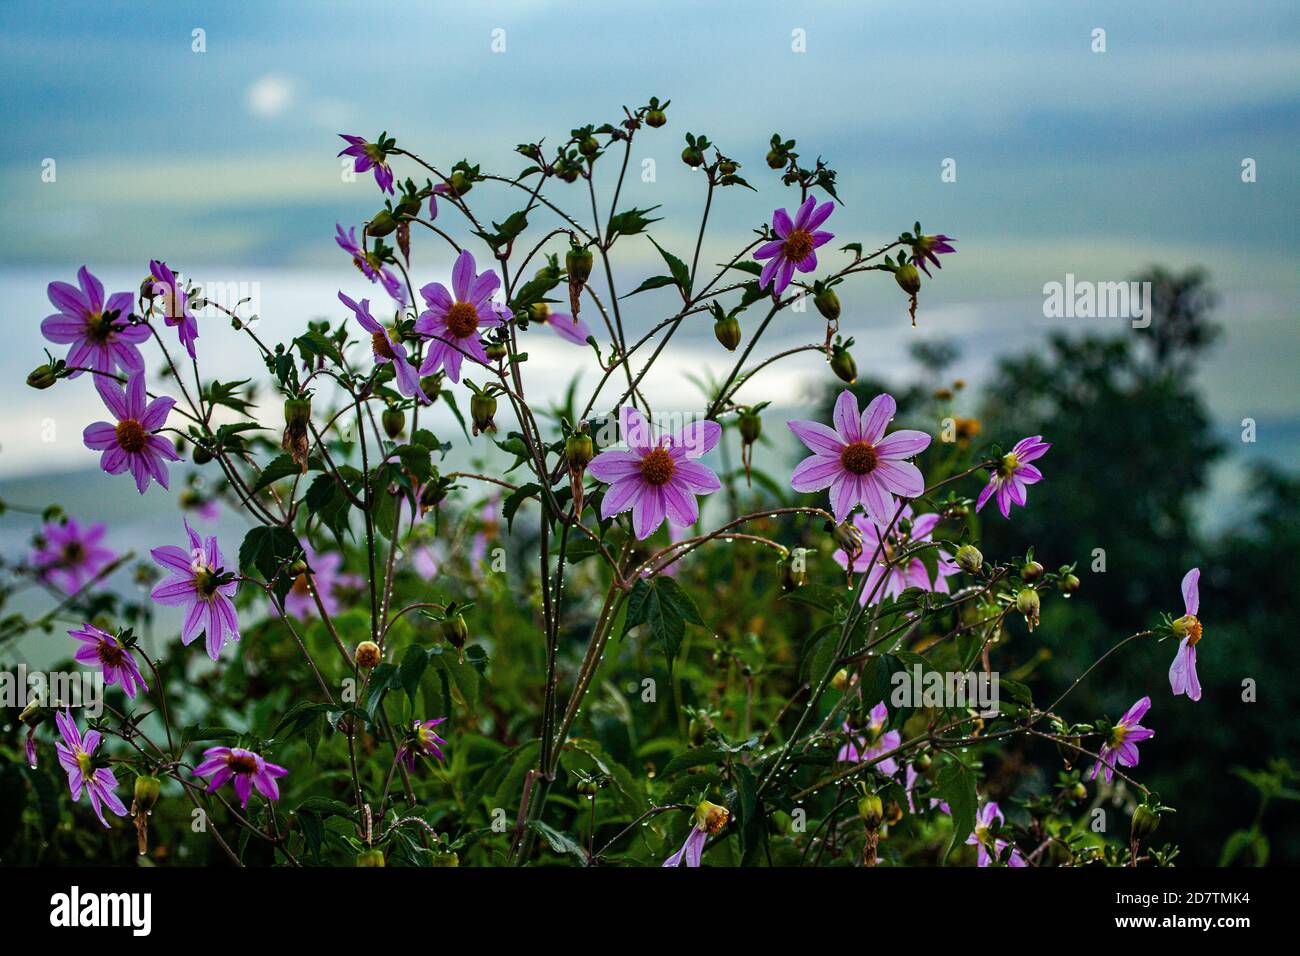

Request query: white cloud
[{"left": 246, "top": 74, "right": 296, "bottom": 119}]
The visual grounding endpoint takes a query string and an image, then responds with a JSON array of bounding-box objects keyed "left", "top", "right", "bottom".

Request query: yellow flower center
[
  {"left": 76, "top": 749, "right": 94, "bottom": 776},
  {"left": 998, "top": 452, "right": 1020, "bottom": 478},
  {"left": 839, "top": 441, "right": 878, "bottom": 476},
  {"left": 1174, "top": 614, "right": 1203, "bottom": 646},
  {"left": 446, "top": 302, "right": 480, "bottom": 339},
  {"left": 639, "top": 448, "right": 676, "bottom": 486},
  {"left": 783, "top": 228, "right": 814, "bottom": 262}
]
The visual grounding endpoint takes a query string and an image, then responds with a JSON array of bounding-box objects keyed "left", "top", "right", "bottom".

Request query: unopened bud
[
  {"left": 857, "top": 793, "right": 884, "bottom": 828},
  {"left": 814, "top": 288, "right": 841, "bottom": 322},
  {"left": 1058, "top": 572, "right": 1080, "bottom": 595},
  {"left": 1131, "top": 804, "right": 1161, "bottom": 841},
  {"left": 470, "top": 392, "right": 497, "bottom": 436},
  {"left": 1015, "top": 588, "right": 1041, "bottom": 630},
  {"left": 382, "top": 407, "right": 405, "bottom": 440},
  {"left": 894, "top": 263, "right": 921, "bottom": 296},
  {"left": 830, "top": 345, "right": 857, "bottom": 384},
  {"left": 713, "top": 315, "right": 741, "bottom": 351},
  {"left": 1021, "top": 560, "right": 1044, "bottom": 582},
  {"left": 356, "top": 849, "right": 386, "bottom": 867},
  {"left": 565, "top": 431, "right": 594, "bottom": 469},
  {"left": 368, "top": 209, "right": 398, "bottom": 238},
  {"left": 955, "top": 544, "right": 984, "bottom": 574},
  {"left": 645, "top": 109, "right": 667, "bottom": 129},
  {"left": 738, "top": 409, "right": 762, "bottom": 445},
  {"left": 133, "top": 774, "right": 162, "bottom": 814},
  {"left": 442, "top": 613, "right": 469, "bottom": 652},
  {"left": 27, "top": 364, "right": 57, "bottom": 390}
]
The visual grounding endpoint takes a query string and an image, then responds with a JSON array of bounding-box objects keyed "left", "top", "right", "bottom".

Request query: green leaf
[
  {"left": 250, "top": 453, "right": 305, "bottom": 495},
  {"left": 622, "top": 576, "right": 703, "bottom": 666},
  {"left": 399, "top": 644, "right": 430, "bottom": 705},
  {"left": 238, "top": 526, "right": 303, "bottom": 600},
  {"left": 937, "top": 756, "right": 977, "bottom": 860},
  {"left": 502, "top": 482, "right": 541, "bottom": 533},
  {"left": 607, "top": 205, "right": 662, "bottom": 241},
  {"left": 647, "top": 236, "right": 691, "bottom": 296},
  {"left": 527, "top": 820, "right": 587, "bottom": 862},
  {"left": 660, "top": 746, "right": 727, "bottom": 777},
  {"left": 624, "top": 275, "right": 677, "bottom": 297}
]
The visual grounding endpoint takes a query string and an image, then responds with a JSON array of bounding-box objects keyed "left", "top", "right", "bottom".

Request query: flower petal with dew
[
  {"left": 339, "top": 291, "right": 428, "bottom": 403},
  {"left": 663, "top": 800, "right": 729, "bottom": 867},
  {"left": 789, "top": 390, "right": 930, "bottom": 525},
  {"left": 30, "top": 516, "right": 116, "bottom": 593},
  {"left": 70, "top": 624, "right": 148, "bottom": 699},
  {"left": 192, "top": 746, "right": 288, "bottom": 809},
  {"left": 148, "top": 259, "right": 199, "bottom": 359},
  {"left": 1088, "top": 696, "right": 1155, "bottom": 783},
  {"left": 414, "top": 249, "right": 504, "bottom": 383},
  {"left": 83, "top": 371, "right": 180, "bottom": 494},
  {"left": 54, "top": 709, "right": 128, "bottom": 827},
  {"left": 975, "top": 435, "right": 1050, "bottom": 519},
  {"left": 589, "top": 406, "right": 722, "bottom": 540},
  {"left": 41, "top": 266, "right": 148, "bottom": 378},
  {"left": 1169, "top": 567, "right": 1203, "bottom": 701},
  {"left": 753, "top": 196, "right": 834, "bottom": 296},
  {"left": 966, "top": 801, "right": 1027, "bottom": 867},
  {"left": 149, "top": 518, "right": 239, "bottom": 660}
]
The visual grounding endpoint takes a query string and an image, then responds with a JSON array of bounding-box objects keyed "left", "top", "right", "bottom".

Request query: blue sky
[{"left": 0, "top": 0, "right": 1297, "bottom": 478}]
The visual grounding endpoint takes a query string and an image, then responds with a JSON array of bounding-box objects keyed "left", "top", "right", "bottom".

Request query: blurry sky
[{"left": 0, "top": 0, "right": 1298, "bottom": 480}]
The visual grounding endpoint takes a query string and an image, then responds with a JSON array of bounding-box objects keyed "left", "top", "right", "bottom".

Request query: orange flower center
[
  {"left": 1176, "top": 614, "right": 1203, "bottom": 646},
  {"left": 96, "top": 639, "right": 125, "bottom": 667},
  {"left": 840, "top": 441, "right": 878, "bottom": 475},
  {"left": 446, "top": 302, "right": 480, "bottom": 338},
  {"left": 115, "top": 419, "right": 147, "bottom": 453},
  {"left": 226, "top": 753, "right": 258, "bottom": 774},
  {"left": 783, "top": 228, "right": 814, "bottom": 261},
  {"left": 291, "top": 573, "right": 312, "bottom": 596},
  {"left": 639, "top": 448, "right": 676, "bottom": 486},
  {"left": 371, "top": 330, "right": 396, "bottom": 361}
]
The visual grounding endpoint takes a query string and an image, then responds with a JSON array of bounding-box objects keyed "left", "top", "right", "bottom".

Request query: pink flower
[
  {"left": 753, "top": 196, "right": 834, "bottom": 296},
  {"left": 415, "top": 250, "right": 504, "bottom": 383},
  {"left": 337, "top": 133, "right": 395, "bottom": 194},
  {"left": 192, "top": 746, "right": 288, "bottom": 809},
  {"left": 836, "top": 701, "right": 900, "bottom": 773},
  {"left": 662, "top": 800, "right": 729, "bottom": 868},
  {"left": 30, "top": 516, "right": 116, "bottom": 593},
  {"left": 148, "top": 259, "right": 198, "bottom": 358},
  {"left": 534, "top": 308, "right": 592, "bottom": 346},
  {"left": 1088, "top": 696, "right": 1155, "bottom": 783},
  {"left": 975, "top": 436, "right": 1050, "bottom": 519},
  {"left": 41, "top": 266, "right": 148, "bottom": 377},
  {"left": 789, "top": 390, "right": 931, "bottom": 524},
  {"left": 966, "top": 802, "right": 1027, "bottom": 867},
  {"left": 150, "top": 518, "right": 240, "bottom": 660},
  {"left": 1169, "top": 568, "right": 1203, "bottom": 701},
  {"left": 335, "top": 224, "right": 407, "bottom": 303},
  {"left": 397, "top": 718, "right": 448, "bottom": 771},
  {"left": 70, "top": 624, "right": 148, "bottom": 699},
  {"left": 54, "top": 709, "right": 128, "bottom": 827},
  {"left": 905, "top": 763, "right": 950, "bottom": 815},
  {"left": 339, "top": 292, "right": 428, "bottom": 403},
  {"left": 83, "top": 371, "right": 180, "bottom": 494},
  {"left": 833, "top": 505, "right": 958, "bottom": 605},
  {"left": 588, "top": 406, "right": 722, "bottom": 540}
]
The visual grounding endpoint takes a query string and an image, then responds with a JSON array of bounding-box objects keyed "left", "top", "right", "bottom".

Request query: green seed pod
[
  {"left": 738, "top": 409, "right": 762, "bottom": 445},
  {"left": 955, "top": 544, "right": 984, "bottom": 575},
  {"left": 484, "top": 341, "right": 508, "bottom": 361},
  {"left": 814, "top": 288, "right": 841, "bottom": 322},
  {"left": 382, "top": 408, "right": 405, "bottom": 440},
  {"left": 579, "top": 136, "right": 599, "bottom": 158},
  {"left": 779, "top": 553, "right": 806, "bottom": 592},
  {"left": 565, "top": 431, "right": 594, "bottom": 469},
  {"left": 857, "top": 793, "right": 884, "bottom": 828},
  {"left": 447, "top": 171, "right": 472, "bottom": 197},
  {"left": 283, "top": 397, "right": 312, "bottom": 429},
  {"left": 368, "top": 209, "right": 398, "bottom": 238},
  {"left": 132, "top": 775, "right": 162, "bottom": 814},
  {"left": 830, "top": 345, "right": 857, "bottom": 384},
  {"left": 1021, "top": 560, "right": 1044, "bottom": 582},
  {"left": 1058, "top": 572, "right": 1081, "bottom": 595},
  {"left": 26, "top": 364, "right": 58, "bottom": 390},
  {"left": 681, "top": 146, "right": 704, "bottom": 168},
  {"left": 191, "top": 444, "right": 213, "bottom": 466},
  {"left": 894, "top": 263, "right": 922, "bottom": 296},
  {"left": 714, "top": 315, "right": 741, "bottom": 351},
  {"left": 470, "top": 392, "right": 497, "bottom": 435},
  {"left": 765, "top": 149, "right": 785, "bottom": 169},
  {"left": 565, "top": 246, "right": 594, "bottom": 285},
  {"left": 913, "top": 751, "right": 933, "bottom": 772},
  {"left": 718, "top": 160, "right": 738, "bottom": 176},
  {"left": 1131, "top": 804, "right": 1161, "bottom": 841},
  {"left": 442, "top": 612, "right": 469, "bottom": 651},
  {"left": 1016, "top": 588, "right": 1041, "bottom": 630},
  {"left": 355, "top": 849, "right": 386, "bottom": 867},
  {"left": 645, "top": 109, "right": 667, "bottom": 128}
]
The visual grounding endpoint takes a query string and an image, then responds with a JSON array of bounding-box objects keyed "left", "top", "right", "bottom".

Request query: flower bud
[
  {"left": 431, "top": 851, "right": 460, "bottom": 867},
  {"left": 738, "top": 409, "right": 762, "bottom": 445},
  {"left": 913, "top": 751, "right": 932, "bottom": 772},
  {"left": 1131, "top": 804, "right": 1161, "bottom": 841},
  {"left": 355, "top": 640, "right": 382, "bottom": 669},
  {"left": 1015, "top": 588, "right": 1041, "bottom": 630},
  {"left": 191, "top": 443, "right": 213, "bottom": 466},
  {"left": 765, "top": 149, "right": 785, "bottom": 169},
  {"left": 485, "top": 341, "right": 508, "bottom": 361},
  {"left": 355, "top": 849, "right": 386, "bottom": 867},
  {"left": 645, "top": 109, "right": 667, "bottom": 129},
  {"left": 814, "top": 288, "right": 841, "bottom": 322},
  {"left": 831, "top": 668, "right": 851, "bottom": 692},
  {"left": 565, "top": 246, "right": 594, "bottom": 285},
  {"left": 718, "top": 159, "right": 738, "bottom": 176},
  {"left": 442, "top": 612, "right": 469, "bottom": 653},
  {"left": 447, "top": 171, "right": 472, "bottom": 197},
  {"left": 282, "top": 396, "right": 312, "bottom": 471},
  {"left": 470, "top": 392, "right": 497, "bottom": 436},
  {"left": 565, "top": 431, "right": 594, "bottom": 470},
  {"left": 382, "top": 407, "right": 405, "bottom": 440},
  {"left": 26, "top": 364, "right": 58, "bottom": 390},
  {"left": 1068, "top": 782, "right": 1088, "bottom": 801},
  {"left": 955, "top": 544, "right": 984, "bottom": 574},
  {"left": 857, "top": 793, "right": 884, "bottom": 828},
  {"left": 1021, "top": 560, "right": 1044, "bottom": 582},
  {"left": 779, "top": 552, "right": 806, "bottom": 592},
  {"left": 368, "top": 209, "right": 398, "bottom": 238},
  {"left": 713, "top": 315, "right": 741, "bottom": 351},
  {"left": 579, "top": 136, "right": 600, "bottom": 158},
  {"left": 830, "top": 345, "right": 857, "bottom": 384},
  {"left": 527, "top": 302, "right": 550, "bottom": 324},
  {"left": 894, "top": 263, "right": 921, "bottom": 296},
  {"left": 681, "top": 146, "right": 704, "bottom": 168},
  {"left": 132, "top": 774, "right": 162, "bottom": 814},
  {"left": 1058, "top": 572, "right": 1080, "bottom": 595}
]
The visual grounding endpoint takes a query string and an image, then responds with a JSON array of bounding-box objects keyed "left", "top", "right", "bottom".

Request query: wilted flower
[
  {"left": 339, "top": 292, "right": 428, "bottom": 402},
  {"left": 83, "top": 371, "right": 180, "bottom": 494},
  {"left": 588, "top": 406, "right": 722, "bottom": 540},
  {"left": 837, "top": 701, "right": 901, "bottom": 774},
  {"left": 54, "top": 709, "right": 128, "bottom": 827},
  {"left": 41, "top": 266, "right": 148, "bottom": 377},
  {"left": 415, "top": 250, "right": 505, "bottom": 383},
  {"left": 397, "top": 717, "right": 449, "bottom": 771},
  {"left": 30, "top": 516, "right": 116, "bottom": 593},
  {"left": 1088, "top": 696, "right": 1155, "bottom": 783},
  {"left": 1169, "top": 567, "right": 1203, "bottom": 701},
  {"left": 832, "top": 505, "right": 959, "bottom": 605},
  {"left": 192, "top": 746, "right": 288, "bottom": 809},
  {"left": 337, "top": 133, "right": 395, "bottom": 193},
  {"left": 531, "top": 305, "right": 592, "bottom": 346},
  {"left": 976, "top": 436, "right": 1051, "bottom": 519},
  {"left": 662, "top": 800, "right": 729, "bottom": 868},
  {"left": 789, "top": 390, "right": 931, "bottom": 524},
  {"left": 966, "top": 801, "right": 1027, "bottom": 867},
  {"left": 150, "top": 518, "right": 239, "bottom": 660},
  {"left": 148, "top": 260, "right": 198, "bottom": 358},
  {"left": 754, "top": 196, "right": 834, "bottom": 296},
  {"left": 70, "top": 624, "right": 148, "bottom": 699},
  {"left": 335, "top": 224, "right": 407, "bottom": 303}
]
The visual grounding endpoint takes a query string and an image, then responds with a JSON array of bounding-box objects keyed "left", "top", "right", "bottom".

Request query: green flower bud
[
  {"left": 132, "top": 775, "right": 162, "bottom": 814},
  {"left": 955, "top": 544, "right": 984, "bottom": 574},
  {"left": 484, "top": 341, "right": 508, "bottom": 361},
  {"left": 681, "top": 146, "right": 704, "bottom": 168},
  {"left": 1131, "top": 804, "right": 1161, "bottom": 841},
  {"left": 528, "top": 302, "right": 550, "bottom": 324},
  {"left": 913, "top": 751, "right": 933, "bottom": 772},
  {"left": 779, "top": 552, "right": 806, "bottom": 592},
  {"left": 714, "top": 315, "right": 741, "bottom": 351},
  {"left": 27, "top": 364, "right": 58, "bottom": 390},
  {"left": 830, "top": 345, "right": 857, "bottom": 384},
  {"left": 645, "top": 109, "right": 667, "bottom": 129},
  {"left": 894, "top": 263, "right": 921, "bottom": 296},
  {"left": 191, "top": 444, "right": 213, "bottom": 466},
  {"left": 814, "top": 288, "right": 841, "bottom": 322},
  {"left": 1021, "top": 560, "right": 1044, "bottom": 582},
  {"left": 857, "top": 793, "right": 884, "bottom": 828},
  {"left": 447, "top": 171, "right": 472, "bottom": 197},
  {"left": 368, "top": 209, "right": 398, "bottom": 238},
  {"left": 382, "top": 407, "right": 405, "bottom": 440},
  {"left": 355, "top": 849, "right": 386, "bottom": 867},
  {"left": 738, "top": 409, "right": 762, "bottom": 445},
  {"left": 1058, "top": 572, "right": 1081, "bottom": 595},
  {"left": 442, "top": 612, "right": 469, "bottom": 651},
  {"left": 283, "top": 396, "right": 312, "bottom": 428},
  {"left": 565, "top": 246, "right": 594, "bottom": 285},
  {"left": 1015, "top": 588, "right": 1041, "bottom": 630},
  {"left": 579, "top": 136, "right": 599, "bottom": 158},
  {"left": 470, "top": 392, "right": 497, "bottom": 436},
  {"left": 765, "top": 149, "right": 785, "bottom": 169},
  {"left": 718, "top": 160, "right": 738, "bottom": 176},
  {"left": 565, "top": 431, "right": 594, "bottom": 469}
]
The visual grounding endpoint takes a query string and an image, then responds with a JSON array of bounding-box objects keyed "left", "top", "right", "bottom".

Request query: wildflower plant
[{"left": 3, "top": 99, "right": 1208, "bottom": 868}]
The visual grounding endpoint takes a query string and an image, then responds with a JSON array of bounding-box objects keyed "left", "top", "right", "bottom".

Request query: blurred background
[{"left": 1, "top": 0, "right": 1297, "bottom": 863}]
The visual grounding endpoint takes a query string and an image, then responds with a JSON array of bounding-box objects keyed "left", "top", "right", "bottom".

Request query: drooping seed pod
[{"left": 282, "top": 396, "right": 313, "bottom": 471}]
